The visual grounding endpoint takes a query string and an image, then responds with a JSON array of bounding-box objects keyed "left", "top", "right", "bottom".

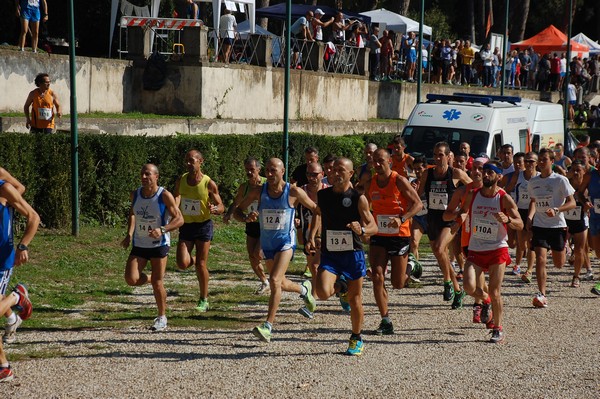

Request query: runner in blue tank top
[
  {"left": 577, "top": 161, "right": 600, "bottom": 295},
  {"left": 235, "top": 158, "right": 319, "bottom": 343}
]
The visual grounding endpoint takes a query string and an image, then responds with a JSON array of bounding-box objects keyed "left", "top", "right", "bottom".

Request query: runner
[
  {"left": 234, "top": 158, "right": 318, "bottom": 342},
  {"left": 307, "top": 157, "right": 377, "bottom": 355},
  {"left": 449, "top": 160, "right": 523, "bottom": 343},
  {"left": 390, "top": 135, "right": 414, "bottom": 178},
  {"left": 417, "top": 141, "right": 472, "bottom": 308},
  {"left": 0, "top": 174, "right": 39, "bottom": 381},
  {"left": 566, "top": 161, "right": 589, "bottom": 289},
  {"left": 527, "top": 148, "right": 576, "bottom": 307},
  {"left": 409, "top": 155, "right": 428, "bottom": 260},
  {"left": 577, "top": 154, "right": 600, "bottom": 295},
  {"left": 23, "top": 73, "right": 61, "bottom": 134},
  {"left": 122, "top": 164, "right": 183, "bottom": 331},
  {"left": 223, "top": 157, "right": 269, "bottom": 294},
  {"left": 174, "top": 150, "right": 225, "bottom": 312},
  {"left": 500, "top": 151, "right": 525, "bottom": 259},
  {"left": 366, "top": 149, "right": 422, "bottom": 334},
  {"left": 355, "top": 143, "right": 378, "bottom": 195}
]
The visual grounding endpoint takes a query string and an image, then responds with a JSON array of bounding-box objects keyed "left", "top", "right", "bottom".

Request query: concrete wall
[{"left": 0, "top": 49, "right": 132, "bottom": 115}]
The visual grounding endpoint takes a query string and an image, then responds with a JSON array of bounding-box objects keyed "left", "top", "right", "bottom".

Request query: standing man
[
  {"left": 366, "top": 149, "right": 422, "bottom": 335},
  {"left": 23, "top": 73, "right": 61, "bottom": 134},
  {"left": 235, "top": 158, "right": 318, "bottom": 343},
  {"left": 450, "top": 161, "right": 523, "bottom": 343},
  {"left": 418, "top": 142, "right": 472, "bottom": 309},
  {"left": 219, "top": 8, "right": 237, "bottom": 64},
  {"left": 122, "top": 164, "right": 183, "bottom": 331},
  {"left": 527, "top": 148, "right": 576, "bottom": 307},
  {"left": 460, "top": 40, "right": 475, "bottom": 85},
  {"left": 367, "top": 26, "right": 382, "bottom": 81},
  {"left": 223, "top": 157, "right": 269, "bottom": 294},
  {"left": 0, "top": 173, "right": 39, "bottom": 382},
  {"left": 174, "top": 150, "right": 224, "bottom": 312},
  {"left": 307, "top": 157, "right": 378, "bottom": 356}
]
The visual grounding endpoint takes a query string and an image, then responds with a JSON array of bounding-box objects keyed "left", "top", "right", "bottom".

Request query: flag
[{"left": 485, "top": 0, "right": 494, "bottom": 38}]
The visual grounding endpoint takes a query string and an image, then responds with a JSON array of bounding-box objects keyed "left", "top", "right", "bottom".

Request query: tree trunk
[
  {"left": 468, "top": 0, "right": 475, "bottom": 42},
  {"left": 259, "top": 0, "right": 270, "bottom": 29},
  {"left": 401, "top": 0, "right": 411, "bottom": 16},
  {"left": 475, "top": 0, "right": 485, "bottom": 44},
  {"left": 514, "top": 0, "right": 530, "bottom": 42}
]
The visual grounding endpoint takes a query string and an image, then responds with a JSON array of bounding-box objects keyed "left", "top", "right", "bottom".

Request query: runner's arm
[
  {"left": 121, "top": 191, "right": 135, "bottom": 249},
  {"left": 233, "top": 187, "right": 260, "bottom": 222},
  {"left": 0, "top": 167, "right": 25, "bottom": 195},
  {"left": 208, "top": 179, "right": 225, "bottom": 215},
  {"left": 396, "top": 175, "right": 422, "bottom": 221},
  {"left": 498, "top": 194, "right": 523, "bottom": 231},
  {"left": 1, "top": 183, "right": 40, "bottom": 266},
  {"left": 443, "top": 185, "right": 466, "bottom": 222},
  {"left": 223, "top": 183, "right": 246, "bottom": 224}
]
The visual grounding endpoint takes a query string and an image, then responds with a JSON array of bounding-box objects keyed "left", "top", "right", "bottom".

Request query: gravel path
[{"left": 3, "top": 254, "right": 600, "bottom": 398}]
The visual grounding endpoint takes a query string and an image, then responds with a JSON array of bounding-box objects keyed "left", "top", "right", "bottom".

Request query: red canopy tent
[{"left": 511, "top": 25, "right": 589, "bottom": 57}]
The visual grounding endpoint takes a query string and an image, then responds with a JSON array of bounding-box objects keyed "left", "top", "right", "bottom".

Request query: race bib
[
  {"left": 28, "top": 0, "right": 40, "bottom": 6},
  {"left": 377, "top": 214, "right": 399, "bottom": 234},
  {"left": 518, "top": 191, "right": 530, "bottom": 208},
  {"left": 564, "top": 206, "right": 581, "bottom": 221},
  {"left": 135, "top": 217, "right": 158, "bottom": 238},
  {"left": 38, "top": 107, "right": 53, "bottom": 121},
  {"left": 429, "top": 192, "right": 448, "bottom": 210},
  {"left": 472, "top": 218, "right": 499, "bottom": 241},
  {"left": 247, "top": 200, "right": 259, "bottom": 214},
  {"left": 262, "top": 209, "right": 286, "bottom": 230},
  {"left": 326, "top": 230, "right": 354, "bottom": 252},
  {"left": 535, "top": 195, "right": 553, "bottom": 213},
  {"left": 416, "top": 199, "right": 428, "bottom": 216},
  {"left": 594, "top": 199, "right": 600, "bottom": 215},
  {"left": 181, "top": 198, "right": 201, "bottom": 216}
]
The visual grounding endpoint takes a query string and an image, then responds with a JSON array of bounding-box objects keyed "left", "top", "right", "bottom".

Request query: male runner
[{"left": 174, "top": 150, "right": 225, "bottom": 312}]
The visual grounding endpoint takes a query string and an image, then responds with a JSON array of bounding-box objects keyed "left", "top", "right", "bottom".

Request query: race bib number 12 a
[{"left": 262, "top": 209, "right": 287, "bottom": 230}]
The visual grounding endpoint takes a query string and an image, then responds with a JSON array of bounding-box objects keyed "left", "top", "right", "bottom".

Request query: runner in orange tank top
[
  {"left": 23, "top": 73, "right": 61, "bottom": 134},
  {"left": 365, "top": 149, "right": 422, "bottom": 335},
  {"left": 390, "top": 135, "right": 414, "bottom": 179}
]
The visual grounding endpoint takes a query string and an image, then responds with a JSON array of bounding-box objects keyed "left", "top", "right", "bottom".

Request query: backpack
[{"left": 143, "top": 51, "right": 167, "bottom": 91}]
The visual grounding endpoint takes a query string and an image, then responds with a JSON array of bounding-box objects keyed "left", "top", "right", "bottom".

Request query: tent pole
[
  {"left": 416, "top": 0, "right": 424, "bottom": 104},
  {"left": 500, "top": 0, "right": 508, "bottom": 96},
  {"left": 563, "top": 0, "right": 572, "bottom": 146},
  {"left": 283, "top": 0, "right": 291, "bottom": 180}
]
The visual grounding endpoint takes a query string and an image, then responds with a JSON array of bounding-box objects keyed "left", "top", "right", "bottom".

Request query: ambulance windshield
[{"left": 401, "top": 126, "right": 489, "bottom": 160}]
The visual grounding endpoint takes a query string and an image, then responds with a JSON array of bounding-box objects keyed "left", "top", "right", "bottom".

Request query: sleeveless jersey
[
  {"left": 515, "top": 171, "right": 539, "bottom": 210},
  {"left": 425, "top": 167, "right": 457, "bottom": 214},
  {"left": 369, "top": 171, "right": 410, "bottom": 237},
  {"left": 0, "top": 181, "right": 15, "bottom": 271},
  {"left": 391, "top": 154, "right": 411, "bottom": 178},
  {"left": 318, "top": 187, "right": 364, "bottom": 254},
  {"left": 132, "top": 186, "right": 171, "bottom": 248},
  {"left": 554, "top": 156, "right": 569, "bottom": 169},
  {"left": 31, "top": 88, "right": 55, "bottom": 129},
  {"left": 564, "top": 194, "right": 588, "bottom": 224},
  {"left": 179, "top": 173, "right": 211, "bottom": 223},
  {"left": 460, "top": 182, "right": 477, "bottom": 248},
  {"left": 258, "top": 183, "right": 295, "bottom": 252},
  {"left": 468, "top": 188, "right": 508, "bottom": 252},
  {"left": 299, "top": 182, "right": 328, "bottom": 241},
  {"left": 242, "top": 176, "right": 266, "bottom": 225},
  {"left": 588, "top": 171, "right": 600, "bottom": 220}
]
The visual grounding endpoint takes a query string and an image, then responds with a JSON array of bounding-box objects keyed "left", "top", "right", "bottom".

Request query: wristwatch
[
  {"left": 553, "top": 207, "right": 560, "bottom": 214},
  {"left": 400, "top": 216, "right": 406, "bottom": 224},
  {"left": 160, "top": 226, "right": 166, "bottom": 234},
  {"left": 17, "top": 243, "right": 28, "bottom": 251},
  {"left": 360, "top": 226, "right": 366, "bottom": 236}
]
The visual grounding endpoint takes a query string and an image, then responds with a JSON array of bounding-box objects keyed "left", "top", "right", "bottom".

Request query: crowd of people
[{"left": 3, "top": 136, "right": 600, "bottom": 381}]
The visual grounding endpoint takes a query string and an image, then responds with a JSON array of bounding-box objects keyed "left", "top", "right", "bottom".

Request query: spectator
[
  {"left": 550, "top": 53, "right": 561, "bottom": 91},
  {"left": 537, "top": 53, "right": 551, "bottom": 92},
  {"left": 404, "top": 32, "right": 417, "bottom": 82},
  {"left": 219, "top": 8, "right": 237, "bottom": 64},
  {"left": 441, "top": 39, "right": 453, "bottom": 84},
  {"left": 16, "top": 0, "right": 47, "bottom": 53},
  {"left": 460, "top": 40, "right": 475, "bottom": 86},
  {"left": 367, "top": 26, "right": 381, "bottom": 81},
  {"left": 331, "top": 12, "right": 355, "bottom": 45},
  {"left": 186, "top": 0, "right": 199, "bottom": 19},
  {"left": 311, "top": 9, "right": 333, "bottom": 42},
  {"left": 23, "top": 73, "right": 61, "bottom": 134},
  {"left": 559, "top": 52, "right": 567, "bottom": 90},
  {"left": 567, "top": 77, "right": 577, "bottom": 121},
  {"left": 528, "top": 47, "right": 539, "bottom": 90},
  {"left": 480, "top": 43, "right": 494, "bottom": 87},
  {"left": 492, "top": 47, "right": 501, "bottom": 87},
  {"left": 520, "top": 49, "right": 532, "bottom": 89},
  {"left": 290, "top": 10, "right": 314, "bottom": 68}
]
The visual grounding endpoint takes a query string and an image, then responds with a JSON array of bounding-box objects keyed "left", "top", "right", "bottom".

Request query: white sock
[
  {"left": 12, "top": 292, "right": 20, "bottom": 304},
  {"left": 6, "top": 312, "right": 17, "bottom": 325},
  {"left": 300, "top": 285, "right": 308, "bottom": 297}
]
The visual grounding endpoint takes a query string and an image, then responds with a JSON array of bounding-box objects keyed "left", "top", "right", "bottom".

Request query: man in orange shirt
[
  {"left": 366, "top": 149, "right": 422, "bottom": 335},
  {"left": 390, "top": 135, "right": 414, "bottom": 179},
  {"left": 23, "top": 73, "right": 61, "bottom": 134}
]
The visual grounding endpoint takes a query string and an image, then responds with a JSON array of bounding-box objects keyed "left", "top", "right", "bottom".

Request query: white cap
[{"left": 314, "top": 8, "right": 324, "bottom": 15}]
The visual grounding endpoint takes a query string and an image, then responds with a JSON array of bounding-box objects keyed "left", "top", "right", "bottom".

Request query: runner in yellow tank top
[{"left": 174, "top": 150, "right": 224, "bottom": 312}]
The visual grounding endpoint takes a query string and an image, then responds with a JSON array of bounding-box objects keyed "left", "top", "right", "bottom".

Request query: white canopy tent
[
  {"left": 109, "top": 0, "right": 256, "bottom": 56},
  {"left": 572, "top": 32, "right": 600, "bottom": 55},
  {"left": 359, "top": 8, "right": 432, "bottom": 36}
]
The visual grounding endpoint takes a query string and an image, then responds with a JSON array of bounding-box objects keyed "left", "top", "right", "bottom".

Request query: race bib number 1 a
[
  {"left": 262, "top": 209, "right": 286, "bottom": 230},
  {"left": 326, "top": 230, "right": 353, "bottom": 251}
]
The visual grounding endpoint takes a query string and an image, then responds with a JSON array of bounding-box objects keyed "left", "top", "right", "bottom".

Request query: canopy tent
[
  {"left": 359, "top": 8, "right": 432, "bottom": 36},
  {"left": 255, "top": 4, "right": 369, "bottom": 24},
  {"left": 109, "top": 0, "right": 256, "bottom": 56},
  {"left": 511, "top": 25, "right": 589, "bottom": 57},
  {"left": 572, "top": 32, "right": 600, "bottom": 55}
]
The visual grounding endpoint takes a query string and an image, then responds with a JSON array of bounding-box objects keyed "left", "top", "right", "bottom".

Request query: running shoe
[
  {"left": 585, "top": 269, "right": 594, "bottom": 281},
  {"left": 0, "top": 367, "right": 14, "bottom": 383},
  {"left": 591, "top": 282, "right": 600, "bottom": 296},
  {"left": 13, "top": 284, "right": 32, "bottom": 320},
  {"left": 480, "top": 301, "right": 493, "bottom": 325},
  {"left": 456, "top": 271, "right": 464, "bottom": 281},
  {"left": 489, "top": 327, "right": 505, "bottom": 344},
  {"left": 300, "top": 280, "right": 316, "bottom": 313},
  {"left": 297, "top": 306, "right": 314, "bottom": 319},
  {"left": 532, "top": 292, "right": 548, "bottom": 308},
  {"left": 302, "top": 267, "right": 312, "bottom": 279},
  {"left": 252, "top": 322, "right": 271, "bottom": 343},
  {"left": 570, "top": 276, "right": 580, "bottom": 288},
  {"left": 339, "top": 292, "right": 351, "bottom": 313},
  {"left": 472, "top": 304, "right": 482, "bottom": 324},
  {"left": 195, "top": 298, "right": 210, "bottom": 312},
  {"left": 3, "top": 315, "right": 22, "bottom": 344},
  {"left": 521, "top": 272, "right": 532, "bottom": 284},
  {"left": 255, "top": 280, "right": 270, "bottom": 295},
  {"left": 375, "top": 319, "right": 394, "bottom": 335},
  {"left": 451, "top": 290, "right": 466, "bottom": 309},
  {"left": 512, "top": 265, "right": 521, "bottom": 276},
  {"left": 345, "top": 339, "right": 365, "bottom": 356},
  {"left": 443, "top": 281, "right": 455, "bottom": 301},
  {"left": 150, "top": 316, "right": 167, "bottom": 332}
]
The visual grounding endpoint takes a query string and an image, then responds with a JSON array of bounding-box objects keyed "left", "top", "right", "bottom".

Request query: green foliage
[{"left": 0, "top": 132, "right": 396, "bottom": 228}]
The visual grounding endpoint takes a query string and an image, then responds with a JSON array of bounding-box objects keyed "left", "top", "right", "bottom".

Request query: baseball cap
[{"left": 314, "top": 8, "right": 324, "bottom": 15}]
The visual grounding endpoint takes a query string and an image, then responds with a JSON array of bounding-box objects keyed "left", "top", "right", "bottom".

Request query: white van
[
  {"left": 519, "top": 99, "right": 578, "bottom": 154},
  {"left": 401, "top": 94, "right": 531, "bottom": 159}
]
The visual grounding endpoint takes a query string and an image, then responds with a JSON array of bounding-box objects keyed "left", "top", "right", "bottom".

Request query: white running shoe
[
  {"left": 585, "top": 269, "right": 594, "bottom": 281},
  {"left": 150, "top": 316, "right": 167, "bottom": 331},
  {"left": 3, "top": 315, "right": 23, "bottom": 344},
  {"left": 255, "top": 280, "right": 270, "bottom": 295}
]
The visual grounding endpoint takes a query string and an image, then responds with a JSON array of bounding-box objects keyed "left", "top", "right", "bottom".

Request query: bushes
[{"left": 0, "top": 132, "right": 395, "bottom": 228}]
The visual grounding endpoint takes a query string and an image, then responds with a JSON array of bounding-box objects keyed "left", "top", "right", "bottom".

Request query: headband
[
  {"left": 474, "top": 157, "right": 489, "bottom": 164},
  {"left": 483, "top": 163, "right": 502, "bottom": 174}
]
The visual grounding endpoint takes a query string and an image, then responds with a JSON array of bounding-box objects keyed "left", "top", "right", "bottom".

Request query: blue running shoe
[
  {"left": 339, "top": 292, "right": 351, "bottom": 312},
  {"left": 345, "top": 339, "right": 365, "bottom": 356}
]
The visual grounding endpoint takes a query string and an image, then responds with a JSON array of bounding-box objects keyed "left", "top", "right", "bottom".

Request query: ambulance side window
[
  {"left": 532, "top": 135, "right": 541, "bottom": 153},
  {"left": 492, "top": 133, "right": 502, "bottom": 158}
]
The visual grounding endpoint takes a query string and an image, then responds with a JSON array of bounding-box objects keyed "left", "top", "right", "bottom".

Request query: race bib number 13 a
[{"left": 326, "top": 230, "right": 353, "bottom": 251}]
